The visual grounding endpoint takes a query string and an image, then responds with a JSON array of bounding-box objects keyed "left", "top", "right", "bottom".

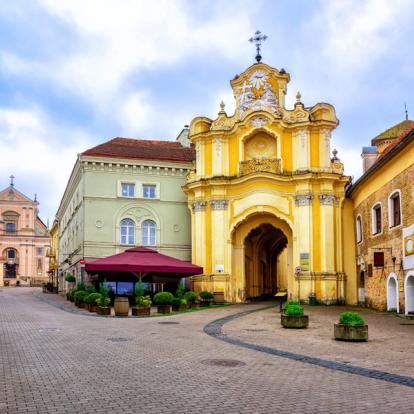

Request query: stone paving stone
[{"left": 1, "top": 288, "right": 414, "bottom": 413}]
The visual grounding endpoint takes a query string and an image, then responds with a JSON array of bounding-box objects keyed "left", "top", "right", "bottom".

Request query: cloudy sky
[{"left": 0, "top": 0, "right": 413, "bottom": 224}]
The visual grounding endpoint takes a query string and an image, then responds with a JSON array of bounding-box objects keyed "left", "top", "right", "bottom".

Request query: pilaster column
[
  {"left": 319, "top": 194, "right": 336, "bottom": 272},
  {"left": 192, "top": 201, "right": 207, "bottom": 268},
  {"left": 210, "top": 199, "right": 229, "bottom": 273},
  {"left": 319, "top": 129, "right": 331, "bottom": 169}
]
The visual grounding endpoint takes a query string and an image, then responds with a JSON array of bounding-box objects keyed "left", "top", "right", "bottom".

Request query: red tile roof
[{"left": 82, "top": 137, "right": 195, "bottom": 164}]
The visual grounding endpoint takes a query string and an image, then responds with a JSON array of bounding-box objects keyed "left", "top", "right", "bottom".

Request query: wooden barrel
[{"left": 114, "top": 297, "right": 130, "bottom": 316}]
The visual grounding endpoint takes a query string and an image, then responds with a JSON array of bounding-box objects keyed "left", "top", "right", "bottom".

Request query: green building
[{"left": 56, "top": 130, "right": 195, "bottom": 291}]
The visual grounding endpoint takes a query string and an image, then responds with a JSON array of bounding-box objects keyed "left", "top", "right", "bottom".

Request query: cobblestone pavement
[{"left": 1, "top": 288, "right": 414, "bottom": 414}]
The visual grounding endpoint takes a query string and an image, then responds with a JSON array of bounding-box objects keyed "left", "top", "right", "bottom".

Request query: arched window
[
  {"left": 142, "top": 220, "right": 156, "bottom": 246},
  {"left": 371, "top": 203, "right": 382, "bottom": 235},
  {"left": 120, "top": 219, "right": 135, "bottom": 245},
  {"left": 388, "top": 190, "right": 402, "bottom": 228},
  {"left": 356, "top": 216, "right": 362, "bottom": 243}
]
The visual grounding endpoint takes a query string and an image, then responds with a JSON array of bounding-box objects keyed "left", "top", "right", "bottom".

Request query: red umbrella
[{"left": 85, "top": 247, "right": 203, "bottom": 275}]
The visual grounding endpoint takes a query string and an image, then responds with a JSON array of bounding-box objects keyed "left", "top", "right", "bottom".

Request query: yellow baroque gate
[{"left": 184, "top": 61, "right": 357, "bottom": 304}]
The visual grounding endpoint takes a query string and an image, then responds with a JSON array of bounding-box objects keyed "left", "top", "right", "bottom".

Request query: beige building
[
  {"left": 348, "top": 120, "right": 414, "bottom": 314},
  {"left": 0, "top": 178, "right": 50, "bottom": 286}
]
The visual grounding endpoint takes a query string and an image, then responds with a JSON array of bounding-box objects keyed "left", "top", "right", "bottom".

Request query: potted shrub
[
  {"left": 334, "top": 312, "right": 368, "bottom": 341},
  {"left": 65, "top": 273, "right": 76, "bottom": 291},
  {"left": 73, "top": 290, "right": 88, "bottom": 308},
  {"left": 132, "top": 295, "right": 152, "bottom": 316},
  {"left": 97, "top": 283, "right": 111, "bottom": 315},
  {"left": 199, "top": 291, "right": 214, "bottom": 306},
  {"left": 153, "top": 292, "right": 174, "bottom": 314},
  {"left": 184, "top": 291, "right": 197, "bottom": 308},
  {"left": 85, "top": 292, "right": 101, "bottom": 312},
  {"left": 172, "top": 297, "right": 187, "bottom": 312},
  {"left": 281, "top": 301, "right": 309, "bottom": 328}
]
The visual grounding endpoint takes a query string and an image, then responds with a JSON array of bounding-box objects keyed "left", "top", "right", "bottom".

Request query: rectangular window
[
  {"left": 121, "top": 183, "right": 135, "bottom": 197},
  {"left": 373, "top": 205, "right": 382, "bottom": 234},
  {"left": 143, "top": 184, "right": 156, "bottom": 199},
  {"left": 5, "top": 222, "right": 16, "bottom": 233},
  {"left": 392, "top": 195, "right": 401, "bottom": 227}
]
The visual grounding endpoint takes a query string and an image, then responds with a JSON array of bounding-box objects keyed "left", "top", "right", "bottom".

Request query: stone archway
[
  {"left": 386, "top": 273, "right": 399, "bottom": 313},
  {"left": 405, "top": 273, "right": 414, "bottom": 315},
  {"left": 231, "top": 213, "right": 293, "bottom": 301}
]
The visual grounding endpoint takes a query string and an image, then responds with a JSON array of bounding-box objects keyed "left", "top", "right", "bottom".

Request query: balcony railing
[{"left": 239, "top": 158, "right": 281, "bottom": 176}]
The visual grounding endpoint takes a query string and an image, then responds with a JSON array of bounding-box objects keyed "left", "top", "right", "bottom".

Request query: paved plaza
[{"left": 1, "top": 288, "right": 414, "bottom": 414}]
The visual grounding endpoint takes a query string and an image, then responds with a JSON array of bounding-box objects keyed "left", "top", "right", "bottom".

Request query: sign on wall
[{"left": 300, "top": 253, "right": 310, "bottom": 271}]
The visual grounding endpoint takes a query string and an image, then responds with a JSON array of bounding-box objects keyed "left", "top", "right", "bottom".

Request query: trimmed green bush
[
  {"left": 175, "top": 283, "right": 186, "bottom": 299},
  {"left": 199, "top": 291, "right": 214, "bottom": 301},
  {"left": 65, "top": 274, "right": 76, "bottom": 283},
  {"left": 97, "top": 282, "right": 111, "bottom": 307},
  {"left": 339, "top": 312, "right": 365, "bottom": 326},
  {"left": 76, "top": 282, "right": 85, "bottom": 291},
  {"left": 284, "top": 300, "right": 299, "bottom": 309},
  {"left": 85, "top": 292, "right": 101, "bottom": 305},
  {"left": 96, "top": 295, "right": 110, "bottom": 307},
  {"left": 171, "top": 297, "right": 181, "bottom": 306},
  {"left": 85, "top": 284, "right": 96, "bottom": 294},
  {"left": 136, "top": 295, "right": 152, "bottom": 308},
  {"left": 285, "top": 304, "right": 304, "bottom": 316},
  {"left": 74, "top": 290, "right": 88, "bottom": 301},
  {"left": 153, "top": 292, "right": 174, "bottom": 305},
  {"left": 184, "top": 291, "right": 197, "bottom": 303}
]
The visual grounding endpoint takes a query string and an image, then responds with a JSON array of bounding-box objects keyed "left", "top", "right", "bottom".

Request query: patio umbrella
[{"left": 85, "top": 246, "right": 203, "bottom": 275}]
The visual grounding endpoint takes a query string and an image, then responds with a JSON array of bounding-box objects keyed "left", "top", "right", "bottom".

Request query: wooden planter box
[
  {"left": 334, "top": 324, "right": 368, "bottom": 342},
  {"left": 172, "top": 304, "right": 187, "bottom": 312},
  {"left": 157, "top": 305, "right": 172, "bottom": 314},
  {"left": 97, "top": 306, "right": 111, "bottom": 316},
  {"left": 78, "top": 301, "right": 85, "bottom": 309},
  {"left": 132, "top": 307, "right": 151, "bottom": 317},
  {"left": 281, "top": 314, "right": 309, "bottom": 329}
]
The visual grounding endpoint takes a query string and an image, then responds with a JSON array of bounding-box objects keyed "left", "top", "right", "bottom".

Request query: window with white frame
[
  {"left": 120, "top": 218, "right": 135, "bottom": 245},
  {"left": 356, "top": 216, "right": 362, "bottom": 243},
  {"left": 143, "top": 184, "right": 156, "bottom": 199},
  {"left": 121, "top": 183, "right": 135, "bottom": 198},
  {"left": 389, "top": 191, "right": 401, "bottom": 228},
  {"left": 141, "top": 220, "right": 156, "bottom": 246},
  {"left": 372, "top": 203, "right": 382, "bottom": 235}
]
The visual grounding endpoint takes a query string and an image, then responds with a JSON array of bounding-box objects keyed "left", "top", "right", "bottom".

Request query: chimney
[
  {"left": 361, "top": 146, "right": 378, "bottom": 173},
  {"left": 176, "top": 125, "right": 191, "bottom": 148}
]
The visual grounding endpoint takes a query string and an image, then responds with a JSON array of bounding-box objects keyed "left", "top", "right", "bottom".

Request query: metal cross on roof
[
  {"left": 9, "top": 174, "right": 15, "bottom": 187},
  {"left": 249, "top": 30, "right": 268, "bottom": 63}
]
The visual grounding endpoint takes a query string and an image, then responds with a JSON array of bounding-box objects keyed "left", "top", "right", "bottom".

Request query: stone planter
[
  {"left": 281, "top": 314, "right": 309, "bottom": 329},
  {"left": 97, "top": 306, "right": 111, "bottom": 316},
  {"left": 172, "top": 304, "right": 187, "bottom": 312},
  {"left": 157, "top": 305, "right": 172, "bottom": 314},
  {"left": 78, "top": 301, "right": 85, "bottom": 309},
  {"left": 132, "top": 307, "right": 151, "bottom": 317},
  {"left": 334, "top": 324, "right": 368, "bottom": 342}
]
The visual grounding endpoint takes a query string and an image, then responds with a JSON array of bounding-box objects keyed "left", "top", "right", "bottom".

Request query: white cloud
[{"left": 0, "top": 106, "right": 93, "bottom": 223}]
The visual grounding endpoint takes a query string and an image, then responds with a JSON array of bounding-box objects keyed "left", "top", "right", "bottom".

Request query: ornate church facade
[{"left": 184, "top": 62, "right": 357, "bottom": 304}]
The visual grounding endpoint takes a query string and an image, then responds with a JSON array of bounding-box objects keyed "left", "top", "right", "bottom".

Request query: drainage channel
[{"left": 203, "top": 306, "right": 414, "bottom": 388}]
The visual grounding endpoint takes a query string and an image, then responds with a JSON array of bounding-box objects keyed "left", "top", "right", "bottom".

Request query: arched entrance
[
  {"left": 405, "top": 273, "right": 414, "bottom": 315},
  {"left": 231, "top": 213, "right": 293, "bottom": 301},
  {"left": 244, "top": 224, "right": 287, "bottom": 298},
  {"left": 386, "top": 273, "right": 399, "bottom": 313}
]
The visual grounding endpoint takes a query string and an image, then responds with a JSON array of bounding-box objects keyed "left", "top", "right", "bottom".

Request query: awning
[{"left": 85, "top": 247, "right": 203, "bottom": 275}]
